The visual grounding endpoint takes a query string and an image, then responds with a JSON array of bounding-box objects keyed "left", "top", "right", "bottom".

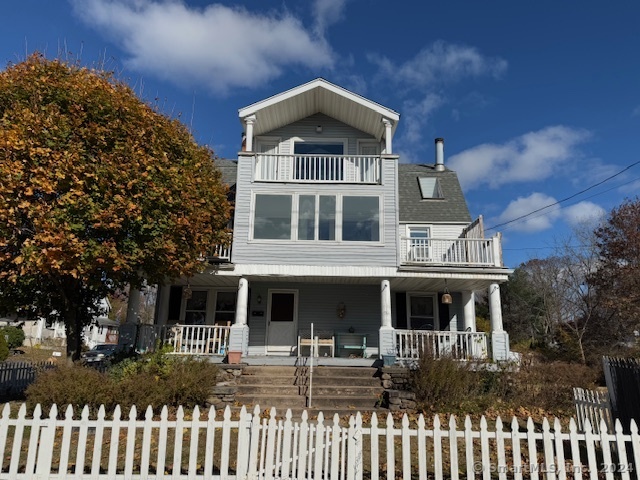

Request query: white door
[{"left": 266, "top": 290, "right": 298, "bottom": 353}]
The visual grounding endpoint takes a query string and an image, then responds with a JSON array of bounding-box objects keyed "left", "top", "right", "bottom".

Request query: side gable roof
[
  {"left": 214, "top": 158, "right": 237, "bottom": 187},
  {"left": 238, "top": 78, "right": 400, "bottom": 140},
  {"left": 398, "top": 164, "right": 471, "bottom": 223}
]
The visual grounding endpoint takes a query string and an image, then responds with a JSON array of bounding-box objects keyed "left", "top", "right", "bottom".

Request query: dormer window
[{"left": 418, "top": 177, "right": 443, "bottom": 199}]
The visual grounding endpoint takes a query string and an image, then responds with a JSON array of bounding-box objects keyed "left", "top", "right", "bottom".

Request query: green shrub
[
  {"left": 25, "top": 365, "right": 116, "bottom": 414},
  {"left": 0, "top": 326, "right": 25, "bottom": 349},
  {"left": 0, "top": 335, "right": 9, "bottom": 362},
  {"left": 26, "top": 350, "right": 219, "bottom": 415}
]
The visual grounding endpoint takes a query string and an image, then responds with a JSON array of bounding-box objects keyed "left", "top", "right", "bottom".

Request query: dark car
[{"left": 81, "top": 344, "right": 119, "bottom": 364}]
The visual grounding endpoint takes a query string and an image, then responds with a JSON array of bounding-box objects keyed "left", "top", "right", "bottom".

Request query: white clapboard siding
[{"left": 1, "top": 402, "right": 640, "bottom": 479}]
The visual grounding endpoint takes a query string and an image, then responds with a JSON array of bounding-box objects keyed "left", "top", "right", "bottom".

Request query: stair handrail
[{"left": 308, "top": 323, "right": 314, "bottom": 408}]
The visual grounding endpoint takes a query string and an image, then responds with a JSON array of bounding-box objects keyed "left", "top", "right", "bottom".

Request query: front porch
[{"left": 134, "top": 323, "right": 491, "bottom": 363}]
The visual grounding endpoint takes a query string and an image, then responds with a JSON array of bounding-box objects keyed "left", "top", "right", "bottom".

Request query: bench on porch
[
  {"left": 297, "top": 330, "right": 335, "bottom": 357},
  {"left": 335, "top": 332, "right": 368, "bottom": 358}
]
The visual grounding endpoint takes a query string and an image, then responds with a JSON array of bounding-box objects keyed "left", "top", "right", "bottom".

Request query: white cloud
[
  {"left": 71, "top": 0, "right": 336, "bottom": 94},
  {"left": 496, "top": 193, "right": 562, "bottom": 233},
  {"left": 495, "top": 194, "right": 606, "bottom": 233},
  {"left": 402, "top": 93, "right": 445, "bottom": 144},
  {"left": 369, "top": 40, "right": 507, "bottom": 88},
  {"left": 447, "top": 126, "right": 591, "bottom": 190},
  {"left": 562, "top": 202, "right": 606, "bottom": 228},
  {"left": 312, "top": 0, "right": 347, "bottom": 35}
]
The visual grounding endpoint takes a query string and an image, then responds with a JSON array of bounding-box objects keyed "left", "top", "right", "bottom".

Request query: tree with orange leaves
[{"left": 0, "top": 54, "right": 231, "bottom": 360}]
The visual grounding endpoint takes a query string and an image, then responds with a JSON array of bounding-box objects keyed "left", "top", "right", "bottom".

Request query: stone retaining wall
[
  {"left": 207, "top": 364, "right": 243, "bottom": 408},
  {"left": 380, "top": 366, "right": 417, "bottom": 412}
]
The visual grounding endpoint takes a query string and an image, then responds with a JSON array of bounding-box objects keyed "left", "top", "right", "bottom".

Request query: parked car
[{"left": 81, "top": 344, "right": 119, "bottom": 364}]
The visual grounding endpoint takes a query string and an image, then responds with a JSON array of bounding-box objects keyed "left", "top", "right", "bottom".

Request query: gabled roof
[
  {"left": 214, "top": 158, "right": 238, "bottom": 187},
  {"left": 238, "top": 78, "right": 400, "bottom": 141},
  {"left": 398, "top": 164, "right": 471, "bottom": 223}
]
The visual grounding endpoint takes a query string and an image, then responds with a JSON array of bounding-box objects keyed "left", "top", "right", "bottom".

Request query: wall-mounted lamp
[
  {"left": 316, "top": 125, "right": 323, "bottom": 133},
  {"left": 336, "top": 302, "right": 346, "bottom": 319},
  {"left": 182, "top": 285, "right": 193, "bottom": 301},
  {"left": 441, "top": 280, "right": 453, "bottom": 305},
  {"left": 257, "top": 295, "right": 262, "bottom": 305}
]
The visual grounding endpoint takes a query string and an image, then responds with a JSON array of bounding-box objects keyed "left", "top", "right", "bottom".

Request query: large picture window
[
  {"left": 252, "top": 193, "right": 379, "bottom": 242},
  {"left": 342, "top": 196, "right": 380, "bottom": 241},
  {"left": 253, "top": 194, "right": 292, "bottom": 239}
]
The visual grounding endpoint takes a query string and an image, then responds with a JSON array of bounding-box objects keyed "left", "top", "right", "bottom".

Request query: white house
[{"left": 152, "top": 79, "right": 513, "bottom": 362}]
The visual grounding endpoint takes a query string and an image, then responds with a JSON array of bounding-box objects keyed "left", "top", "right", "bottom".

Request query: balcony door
[
  {"left": 408, "top": 227, "right": 430, "bottom": 262},
  {"left": 294, "top": 142, "right": 344, "bottom": 181},
  {"left": 266, "top": 290, "right": 298, "bottom": 353}
]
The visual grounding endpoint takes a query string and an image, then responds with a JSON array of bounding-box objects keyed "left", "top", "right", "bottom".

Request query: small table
[{"left": 335, "top": 332, "right": 368, "bottom": 357}]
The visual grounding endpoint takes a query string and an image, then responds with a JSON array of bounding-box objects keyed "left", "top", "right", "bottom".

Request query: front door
[{"left": 266, "top": 290, "right": 298, "bottom": 353}]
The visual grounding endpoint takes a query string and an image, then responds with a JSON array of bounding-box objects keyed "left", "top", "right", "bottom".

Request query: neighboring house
[{"left": 153, "top": 79, "right": 513, "bottom": 362}]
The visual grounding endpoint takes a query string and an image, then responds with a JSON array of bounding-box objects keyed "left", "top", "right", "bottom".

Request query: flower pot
[{"left": 227, "top": 351, "right": 242, "bottom": 364}]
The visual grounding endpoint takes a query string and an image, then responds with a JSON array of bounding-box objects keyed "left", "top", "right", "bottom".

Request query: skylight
[{"left": 418, "top": 177, "right": 443, "bottom": 199}]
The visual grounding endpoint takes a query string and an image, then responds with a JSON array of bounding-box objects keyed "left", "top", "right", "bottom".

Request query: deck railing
[
  {"left": 396, "top": 330, "right": 489, "bottom": 361},
  {"left": 400, "top": 236, "right": 501, "bottom": 267},
  {"left": 254, "top": 153, "right": 381, "bottom": 183},
  {"left": 136, "top": 324, "right": 230, "bottom": 356}
]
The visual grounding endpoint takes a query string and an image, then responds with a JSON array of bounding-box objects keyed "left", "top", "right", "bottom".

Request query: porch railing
[
  {"left": 396, "top": 330, "right": 489, "bottom": 361},
  {"left": 399, "top": 236, "right": 501, "bottom": 267},
  {"left": 136, "top": 324, "right": 231, "bottom": 356},
  {"left": 254, "top": 154, "right": 381, "bottom": 183}
]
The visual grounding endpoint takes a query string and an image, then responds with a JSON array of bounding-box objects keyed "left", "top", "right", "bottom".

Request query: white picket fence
[
  {"left": 2, "top": 402, "right": 640, "bottom": 479},
  {"left": 573, "top": 387, "right": 613, "bottom": 434}
]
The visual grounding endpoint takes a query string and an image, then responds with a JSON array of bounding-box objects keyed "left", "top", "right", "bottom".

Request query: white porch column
[
  {"left": 379, "top": 279, "right": 396, "bottom": 359},
  {"left": 462, "top": 291, "right": 476, "bottom": 332},
  {"left": 229, "top": 277, "right": 250, "bottom": 357},
  {"left": 244, "top": 115, "right": 256, "bottom": 152},
  {"left": 488, "top": 283, "right": 509, "bottom": 361},
  {"left": 382, "top": 118, "right": 393, "bottom": 154},
  {"left": 125, "top": 287, "right": 141, "bottom": 324}
]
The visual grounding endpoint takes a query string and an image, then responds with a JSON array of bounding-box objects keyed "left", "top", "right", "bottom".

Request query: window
[
  {"left": 418, "top": 177, "right": 443, "bottom": 199},
  {"left": 214, "top": 291, "right": 236, "bottom": 325},
  {"left": 408, "top": 294, "right": 437, "bottom": 330},
  {"left": 342, "top": 196, "right": 380, "bottom": 241},
  {"left": 252, "top": 194, "right": 379, "bottom": 242},
  {"left": 298, "top": 195, "right": 336, "bottom": 241},
  {"left": 294, "top": 142, "right": 344, "bottom": 181},
  {"left": 253, "top": 194, "right": 292, "bottom": 239},
  {"left": 408, "top": 227, "right": 430, "bottom": 261},
  {"left": 184, "top": 290, "right": 207, "bottom": 325}
]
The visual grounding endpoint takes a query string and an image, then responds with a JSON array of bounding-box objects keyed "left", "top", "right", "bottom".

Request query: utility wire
[{"left": 485, "top": 159, "right": 640, "bottom": 232}]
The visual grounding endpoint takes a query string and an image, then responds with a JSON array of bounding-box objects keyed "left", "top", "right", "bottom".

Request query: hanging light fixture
[
  {"left": 441, "top": 279, "right": 453, "bottom": 305},
  {"left": 183, "top": 283, "right": 193, "bottom": 300}
]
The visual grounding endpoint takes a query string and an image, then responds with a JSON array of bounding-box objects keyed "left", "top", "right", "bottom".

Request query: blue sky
[{"left": 3, "top": 0, "right": 640, "bottom": 268}]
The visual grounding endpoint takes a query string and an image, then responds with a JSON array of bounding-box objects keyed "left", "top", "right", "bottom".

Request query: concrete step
[
  {"left": 235, "top": 393, "right": 307, "bottom": 408},
  {"left": 241, "top": 365, "right": 299, "bottom": 376},
  {"left": 236, "top": 375, "right": 298, "bottom": 386},
  {"left": 311, "top": 385, "right": 383, "bottom": 396},
  {"left": 311, "top": 366, "right": 379, "bottom": 378},
  {"left": 230, "top": 405, "right": 389, "bottom": 421},
  {"left": 309, "top": 395, "right": 382, "bottom": 410},
  {"left": 236, "top": 385, "right": 300, "bottom": 395},
  {"left": 310, "top": 375, "right": 381, "bottom": 387}
]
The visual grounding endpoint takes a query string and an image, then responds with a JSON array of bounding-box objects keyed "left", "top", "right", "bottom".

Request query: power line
[{"left": 485, "top": 159, "right": 640, "bottom": 232}]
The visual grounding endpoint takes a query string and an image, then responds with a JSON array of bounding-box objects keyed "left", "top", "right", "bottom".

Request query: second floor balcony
[
  {"left": 399, "top": 235, "right": 503, "bottom": 267},
  {"left": 254, "top": 153, "right": 381, "bottom": 184}
]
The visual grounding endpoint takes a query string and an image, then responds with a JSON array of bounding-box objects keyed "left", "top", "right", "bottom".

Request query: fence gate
[{"left": 603, "top": 356, "right": 640, "bottom": 433}]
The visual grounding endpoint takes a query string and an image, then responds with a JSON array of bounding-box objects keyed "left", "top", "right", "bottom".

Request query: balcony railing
[
  {"left": 136, "top": 324, "right": 231, "bottom": 356},
  {"left": 399, "top": 236, "right": 502, "bottom": 267},
  {"left": 396, "top": 330, "right": 488, "bottom": 361},
  {"left": 254, "top": 154, "right": 381, "bottom": 183},
  {"left": 208, "top": 243, "right": 231, "bottom": 262}
]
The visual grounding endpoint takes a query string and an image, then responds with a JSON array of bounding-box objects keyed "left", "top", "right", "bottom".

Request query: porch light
[
  {"left": 257, "top": 295, "right": 262, "bottom": 304},
  {"left": 336, "top": 302, "right": 346, "bottom": 319},
  {"left": 442, "top": 280, "right": 452, "bottom": 305},
  {"left": 183, "top": 285, "right": 192, "bottom": 300},
  {"left": 316, "top": 125, "right": 323, "bottom": 133}
]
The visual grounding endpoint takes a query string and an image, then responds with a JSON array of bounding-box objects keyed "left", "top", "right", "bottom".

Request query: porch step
[{"left": 234, "top": 365, "right": 385, "bottom": 416}]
